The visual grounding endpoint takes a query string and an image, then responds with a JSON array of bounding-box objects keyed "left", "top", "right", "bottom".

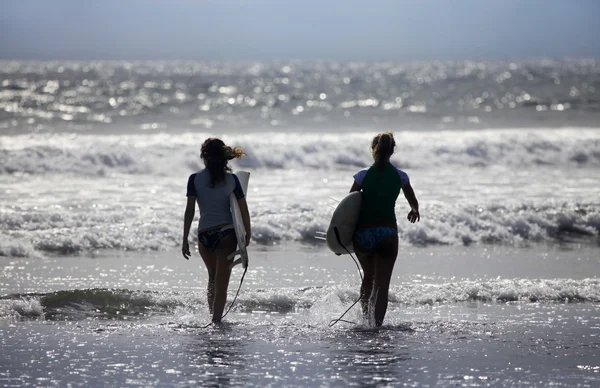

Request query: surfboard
[
  {"left": 228, "top": 171, "right": 250, "bottom": 268},
  {"left": 326, "top": 191, "right": 362, "bottom": 255}
]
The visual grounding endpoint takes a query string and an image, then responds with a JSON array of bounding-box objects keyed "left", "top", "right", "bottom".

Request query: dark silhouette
[
  {"left": 182, "top": 138, "right": 251, "bottom": 323},
  {"left": 350, "top": 132, "right": 420, "bottom": 326}
]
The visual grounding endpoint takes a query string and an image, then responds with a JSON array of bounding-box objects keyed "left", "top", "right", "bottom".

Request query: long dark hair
[
  {"left": 200, "top": 138, "right": 245, "bottom": 187},
  {"left": 371, "top": 132, "right": 395, "bottom": 170}
]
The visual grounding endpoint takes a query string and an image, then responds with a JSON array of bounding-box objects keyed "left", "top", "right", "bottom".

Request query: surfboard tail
[
  {"left": 229, "top": 170, "right": 250, "bottom": 270},
  {"left": 326, "top": 191, "right": 362, "bottom": 255}
]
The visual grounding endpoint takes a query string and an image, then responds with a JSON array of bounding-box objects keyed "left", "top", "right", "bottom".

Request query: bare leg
[
  {"left": 355, "top": 246, "right": 375, "bottom": 320},
  {"left": 198, "top": 241, "right": 217, "bottom": 314},
  {"left": 371, "top": 234, "right": 398, "bottom": 326},
  {"left": 206, "top": 278, "right": 215, "bottom": 314},
  {"left": 211, "top": 232, "right": 237, "bottom": 323}
]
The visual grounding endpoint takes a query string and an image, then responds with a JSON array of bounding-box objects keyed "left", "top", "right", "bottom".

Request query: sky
[{"left": 1, "top": 0, "right": 600, "bottom": 61}]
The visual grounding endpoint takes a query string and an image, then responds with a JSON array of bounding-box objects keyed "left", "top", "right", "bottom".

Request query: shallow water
[
  {"left": 2, "top": 302, "right": 599, "bottom": 387},
  {"left": 1, "top": 246, "right": 600, "bottom": 386}
]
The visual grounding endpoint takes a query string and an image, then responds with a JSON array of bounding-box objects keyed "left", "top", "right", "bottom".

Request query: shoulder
[
  {"left": 188, "top": 169, "right": 207, "bottom": 183},
  {"left": 187, "top": 172, "right": 198, "bottom": 183},
  {"left": 393, "top": 166, "right": 410, "bottom": 186},
  {"left": 229, "top": 172, "right": 245, "bottom": 199},
  {"left": 190, "top": 168, "right": 208, "bottom": 178},
  {"left": 353, "top": 168, "right": 370, "bottom": 185},
  {"left": 224, "top": 171, "right": 237, "bottom": 184},
  {"left": 186, "top": 173, "right": 199, "bottom": 196}
]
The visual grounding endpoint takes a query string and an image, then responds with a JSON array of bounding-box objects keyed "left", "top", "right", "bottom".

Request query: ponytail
[
  {"left": 200, "top": 138, "right": 245, "bottom": 187},
  {"left": 371, "top": 132, "right": 395, "bottom": 170}
]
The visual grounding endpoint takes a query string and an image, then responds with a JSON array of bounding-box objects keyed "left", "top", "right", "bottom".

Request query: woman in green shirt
[{"left": 350, "top": 132, "right": 420, "bottom": 326}]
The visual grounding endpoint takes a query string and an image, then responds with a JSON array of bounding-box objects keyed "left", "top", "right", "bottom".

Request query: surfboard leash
[
  {"left": 202, "top": 264, "right": 248, "bottom": 329},
  {"left": 329, "top": 227, "right": 364, "bottom": 327}
]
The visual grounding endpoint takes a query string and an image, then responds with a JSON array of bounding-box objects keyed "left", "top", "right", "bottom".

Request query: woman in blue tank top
[
  {"left": 350, "top": 132, "right": 420, "bottom": 326},
  {"left": 181, "top": 138, "right": 251, "bottom": 324}
]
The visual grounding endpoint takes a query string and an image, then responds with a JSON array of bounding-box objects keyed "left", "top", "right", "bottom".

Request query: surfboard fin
[
  {"left": 229, "top": 258, "right": 243, "bottom": 270},
  {"left": 227, "top": 250, "right": 242, "bottom": 269},
  {"left": 227, "top": 250, "right": 240, "bottom": 261},
  {"left": 314, "top": 231, "right": 326, "bottom": 241},
  {"left": 227, "top": 250, "right": 249, "bottom": 270}
]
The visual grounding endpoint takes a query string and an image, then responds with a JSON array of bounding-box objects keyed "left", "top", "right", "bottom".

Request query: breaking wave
[
  {"left": 2, "top": 278, "right": 599, "bottom": 320},
  {"left": 1, "top": 129, "right": 599, "bottom": 176}
]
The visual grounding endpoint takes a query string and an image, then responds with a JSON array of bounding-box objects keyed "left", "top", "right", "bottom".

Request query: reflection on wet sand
[
  {"left": 328, "top": 325, "right": 413, "bottom": 386},
  {"left": 184, "top": 327, "right": 249, "bottom": 387}
]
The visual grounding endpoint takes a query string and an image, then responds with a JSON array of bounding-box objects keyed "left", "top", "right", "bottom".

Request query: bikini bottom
[
  {"left": 354, "top": 227, "right": 397, "bottom": 252},
  {"left": 198, "top": 226, "right": 235, "bottom": 251}
]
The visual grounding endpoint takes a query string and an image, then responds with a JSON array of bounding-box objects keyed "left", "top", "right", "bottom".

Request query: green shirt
[{"left": 356, "top": 163, "right": 407, "bottom": 224}]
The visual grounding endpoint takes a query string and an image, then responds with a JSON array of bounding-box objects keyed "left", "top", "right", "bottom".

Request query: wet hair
[
  {"left": 200, "top": 138, "right": 245, "bottom": 187},
  {"left": 371, "top": 132, "right": 395, "bottom": 170}
]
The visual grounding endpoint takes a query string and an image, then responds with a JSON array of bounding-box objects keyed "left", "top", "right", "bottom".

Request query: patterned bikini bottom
[
  {"left": 198, "top": 226, "right": 235, "bottom": 251},
  {"left": 354, "top": 227, "right": 397, "bottom": 252}
]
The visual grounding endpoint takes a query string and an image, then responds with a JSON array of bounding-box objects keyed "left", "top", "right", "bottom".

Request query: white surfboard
[
  {"left": 228, "top": 171, "right": 250, "bottom": 268},
  {"left": 326, "top": 191, "right": 362, "bottom": 255}
]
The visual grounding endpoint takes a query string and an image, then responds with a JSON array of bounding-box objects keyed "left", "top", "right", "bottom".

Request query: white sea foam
[
  {"left": 0, "top": 297, "right": 43, "bottom": 319},
  {"left": 1, "top": 128, "right": 599, "bottom": 176},
  {"left": 0, "top": 174, "right": 598, "bottom": 256},
  {"left": 0, "top": 235, "right": 39, "bottom": 258},
  {"left": 1, "top": 128, "right": 599, "bottom": 257},
  {"left": 1, "top": 196, "right": 597, "bottom": 257},
  {"left": 2, "top": 278, "right": 598, "bottom": 320}
]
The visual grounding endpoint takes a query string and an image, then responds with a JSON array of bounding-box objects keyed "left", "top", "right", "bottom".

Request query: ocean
[{"left": 1, "top": 59, "right": 599, "bottom": 387}]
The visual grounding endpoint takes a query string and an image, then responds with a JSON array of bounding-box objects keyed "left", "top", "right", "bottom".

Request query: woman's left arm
[
  {"left": 402, "top": 184, "right": 420, "bottom": 223},
  {"left": 182, "top": 196, "right": 196, "bottom": 259}
]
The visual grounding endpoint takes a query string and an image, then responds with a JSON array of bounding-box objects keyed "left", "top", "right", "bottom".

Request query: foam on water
[
  {"left": 2, "top": 277, "right": 599, "bottom": 320},
  {"left": 2, "top": 129, "right": 600, "bottom": 175},
  {"left": 2, "top": 87, "right": 600, "bottom": 257},
  {"left": 1, "top": 129, "right": 599, "bottom": 257},
  {"left": 0, "top": 197, "right": 598, "bottom": 257}
]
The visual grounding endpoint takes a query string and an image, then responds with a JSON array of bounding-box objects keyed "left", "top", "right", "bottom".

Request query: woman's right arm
[
  {"left": 237, "top": 197, "right": 252, "bottom": 246},
  {"left": 182, "top": 196, "right": 196, "bottom": 259},
  {"left": 402, "top": 184, "right": 420, "bottom": 223}
]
